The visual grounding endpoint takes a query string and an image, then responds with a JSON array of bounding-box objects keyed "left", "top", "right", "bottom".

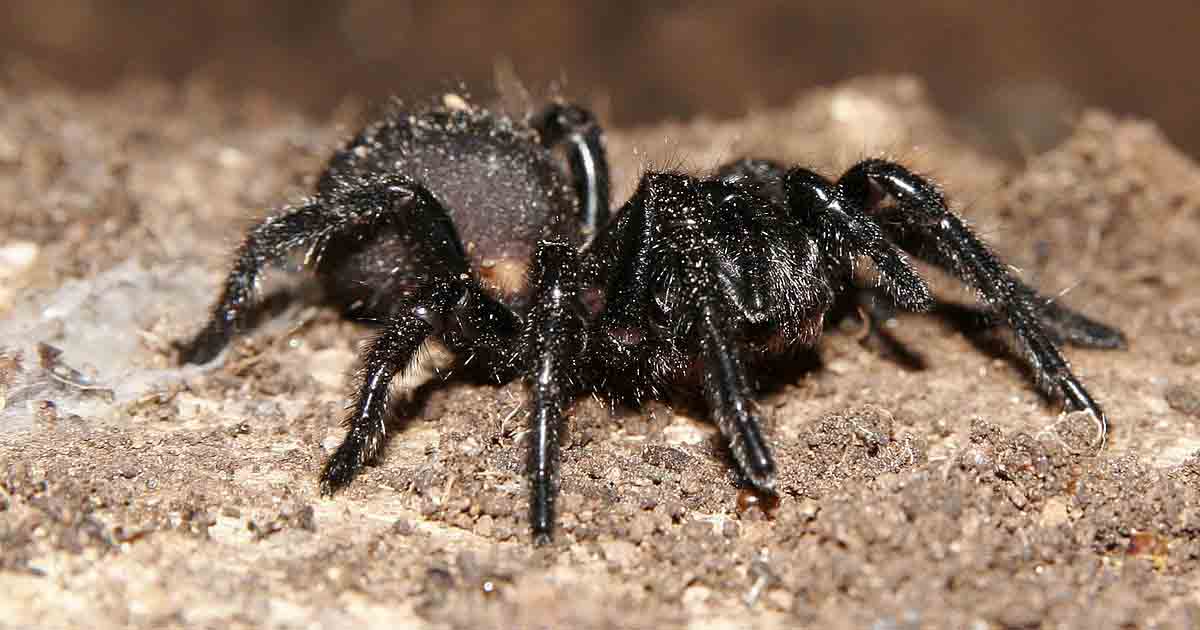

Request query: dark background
[{"left": 3, "top": 1, "right": 1198, "bottom": 157}]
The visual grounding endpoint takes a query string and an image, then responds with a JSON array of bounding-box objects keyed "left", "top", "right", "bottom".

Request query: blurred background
[{"left": 2, "top": 1, "right": 1198, "bottom": 158}]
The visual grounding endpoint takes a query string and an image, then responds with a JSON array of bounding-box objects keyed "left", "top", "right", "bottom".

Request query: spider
[{"left": 177, "top": 97, "right": 1126, "bottom": 544}]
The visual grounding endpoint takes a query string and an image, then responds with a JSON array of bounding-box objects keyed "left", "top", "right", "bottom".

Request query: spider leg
[
  {"left": 594, "top": 173, "right": 776, "bottom": 490},
  {"left": 177, "top": 174, "right": 467, "bottom": 365},
  {"left": 531, "top": 103, "right": 611, "bottom": 242},
  {"left": 786, "top": 167, "right": 934, "bottom": 311},
  {"left": 720, "top": 158, "right": 933, "bottom": 312},
  {"left": 521, "top": 240, "right": 584, "bottom": 544},
  {"left": 318, "top": 275, "right": 519, "bottom": 492},
  {"left": 319, "top": 279, "right": 466, "bottom": 493},
  {"left": 315, "top": 178, "right": 520, "bottom": 491},
  {"left": 835, "top": 159, "right": 1115, "bottom": 431},
  {"left": 698, "top": 302, "right": 776, "bottom": 490},
  {"left": 590, "top": 194, "right": 656, "bottom": 331},
  {"left": 827, "top": 160, "right": 1124, "bottom": 351}
]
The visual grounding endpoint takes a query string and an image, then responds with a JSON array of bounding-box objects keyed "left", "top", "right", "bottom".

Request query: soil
[{"left": 3, "top": 75, "right": 1200, "bottom": 629}]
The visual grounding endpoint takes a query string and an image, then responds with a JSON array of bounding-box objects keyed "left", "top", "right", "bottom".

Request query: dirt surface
[{"left": 3, "top": 76, "right": 1200, "bottom": 629}]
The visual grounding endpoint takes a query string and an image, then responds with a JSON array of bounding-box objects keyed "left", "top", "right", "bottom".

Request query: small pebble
[{"left": 474, "top": 514, "right": 494, "bottom": 538}]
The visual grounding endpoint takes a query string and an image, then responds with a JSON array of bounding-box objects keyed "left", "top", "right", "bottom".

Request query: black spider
[{"left": 177, "top": 98, "right": 1126, "bottom": 544}]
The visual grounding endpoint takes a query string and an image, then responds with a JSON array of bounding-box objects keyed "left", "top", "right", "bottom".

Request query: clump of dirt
[{"left": 3, "top": 75, "right": 1200, "bottom": 629}]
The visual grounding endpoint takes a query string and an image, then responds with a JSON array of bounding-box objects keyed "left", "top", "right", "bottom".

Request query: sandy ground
[{"left": 3, "top": 76, "right": 1200, "bottom": 629}]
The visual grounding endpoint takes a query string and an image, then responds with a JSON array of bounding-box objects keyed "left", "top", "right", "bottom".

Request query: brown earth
[{"left": 2, "top": 76, "right": 1200, "bottom": 629}]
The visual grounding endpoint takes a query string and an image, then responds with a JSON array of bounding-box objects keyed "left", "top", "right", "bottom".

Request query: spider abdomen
[{"left": 316, "top": 106, "right": 580, "bottom": 314}]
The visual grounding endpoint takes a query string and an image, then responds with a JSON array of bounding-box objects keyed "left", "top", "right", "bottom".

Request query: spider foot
[
  {"left": 529, "top": 468, "right": 557, "bottom": 545},
  {"left": 740, "top": 455, "right": 777, "bottom": 493},
  {"left": 1057, "top": 374, "right": 1108, "bottom": 450},
  {"left": 319, "top": 442, "right": 363, "bottom": 497}
]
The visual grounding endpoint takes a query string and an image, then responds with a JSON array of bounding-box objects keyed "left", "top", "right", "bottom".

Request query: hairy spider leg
[
  {"left": 318, "top": 278, "right": 520, "bottom": 493},
  {"left": 531, "top": 103, "right": 612, "bottom": 241},
  {"left": 698, "top": 301, "right": 776, "bottom": 489},
  {"left": 521, "top": 241, "right": 584, "bottom": 544},
  {"left": 517, "top": 103, "right": 614, "bottom": 542},
  {"left": 835, "top": 159, "right": 1118, "bottom": 435},
  {"left": 786, "top": 168, "right": 934, "bottom": 312},
  {"left": 583, "top": 181, "right": 686, "bottom": 404},
  {"left": 722, "top": 159, "right": 934, "bottom": 313},
  {"left": 177, "top": 174, "right": 455, "bottom": 365},
  {"left": 319, "top": 280, "right": 465, "bottom": 492},
  {"left": 592, "top": 173, "right": 777, "bottom": 492},
  {"left": 318, "top": 180, "right": 521, "bottom": 492}
]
